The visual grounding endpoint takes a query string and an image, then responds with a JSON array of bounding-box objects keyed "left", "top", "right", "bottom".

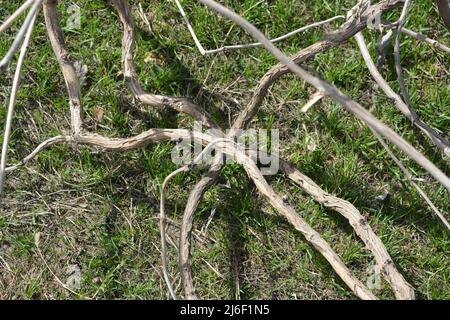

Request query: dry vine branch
[
  {"left": 43, "top": 0, "right": 83, "bottom": 134},
  {"left": 397, "top": 26, "right": 450, "bottom": 54},
  {"left": 393, "top": 0, "right": 413, "bottom": 114},
  {"left": 110, "top": 0, "right": 220, "bottom": 130},
  {"left": 436, "top": 0, "right": 450, "bottom": 32},
  {"left": 0, "top": 0, "right": 35, "bottom": 35},
  {"left": 0, "top": 4, "right": 39, "bottom": 196},
  {"left": 1, "top": 0, "right": 449, "bottom": 300},
  {"left": 238, "top": 0, "right": 450, "bottom": 159},
  {"left": 174, "top": 0, "right": 346, "bottom": 55},
  {"left": 234, "top": 0, "right": 406, "bottom": 130},
  {"left": 278, "top": 159, "right": 415, "bottom": 300},
  {"left": 178, "top": 0, "right": 416, "bottom": 300},
  {"left": 355, "top": 31, "right": 450, "bottom": 229},
  {"left": 174, "top": 138, "right": 378, "bottom": 300}
]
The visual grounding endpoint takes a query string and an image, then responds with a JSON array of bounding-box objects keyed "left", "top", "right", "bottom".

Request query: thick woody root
[
  {"left": 279, "top": 160, "right": 415, "bottom": 300},
  {"left": 43, "top": 0, "right": 83, "bottom": 134},
  {"left": 237, "top": 151, "right": 377, "bottom": 300},
  {"left": 5, "top": 131, "right": 415, "bottom": 299}
]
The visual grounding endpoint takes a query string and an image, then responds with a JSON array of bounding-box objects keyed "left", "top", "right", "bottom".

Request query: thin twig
[
  {"left": 5, "top": 136, "right": 69, "bottom": 173},
  {"left": 0, "top": 0, "right": 35, "bottom": 35},
  {"left": 174, "top": 0, "right": 345, "bottom": 55},
  {"left": 0, "top": 0, "right": 42, "bottom": 71},
  {"left": 301, "top": 91, "right": 325, "bottom": 113},
  {"left": 160, "top": 138, "right": 231, "bottom": 299},
  {"left": 0, "top": 8, "right": 38, "bottom": 196},
  {"left": 43, "top": 0, "right": 83, "bottom": 134},
  {"left": 372, "top": 132, "right": 450, "bottom": 230},
  {"left": 173, "top": 0, "right": 207, "bottom": 55},
  {"left": 278, "top": 158, "right": 415, "bottom": 299}
]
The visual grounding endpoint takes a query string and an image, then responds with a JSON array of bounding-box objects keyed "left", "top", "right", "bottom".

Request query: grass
[{"left": 0, "top": 0, "right": 449, "bottom": 300}]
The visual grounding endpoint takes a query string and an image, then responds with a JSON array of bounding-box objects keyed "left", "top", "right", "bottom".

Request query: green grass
[{"left": 0, "top": 0, "right": 449, "bottom": 300}]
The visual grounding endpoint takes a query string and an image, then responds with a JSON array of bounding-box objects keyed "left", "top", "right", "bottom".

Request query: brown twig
[
  {"left": 0, "top": 0, "right": 35, "bottom": 35},
  {"left": 279, "top": 159, "right": 415, "bottom": 299},
  {"left": 393, "top": 0, "right": 413, "bottom": 113},
  {"left": 43, "top": 0, "right": 83, "bottom": 135},
  {"left": 436, "top": 0, "right": 450, "bottom": 32},
  {"left": 399, "top": 27, "right": 450, "bottom": 54},
  {"left": 0, "top": 5, "right": 39, "bottom": 196},
  {"left": 355, "top": 31, "right": 450, "bottom": 156}
]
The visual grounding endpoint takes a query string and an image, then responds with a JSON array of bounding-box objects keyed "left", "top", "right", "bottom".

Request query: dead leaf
[
  {"left": 92, "top": 106, "right": 104, "bottom": 123},
  {"left": 144, "top": 52, "right": 164, "bottom": 65}
]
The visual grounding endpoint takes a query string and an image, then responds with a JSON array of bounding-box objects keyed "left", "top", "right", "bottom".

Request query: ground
[{"left": 0, "top": 0, "right": 449, "bottom": 300}]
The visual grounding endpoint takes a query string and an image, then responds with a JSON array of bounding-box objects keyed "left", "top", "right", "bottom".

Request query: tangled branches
[{"left": 1, "top": 0, "right": 449, "bottom": 300}]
